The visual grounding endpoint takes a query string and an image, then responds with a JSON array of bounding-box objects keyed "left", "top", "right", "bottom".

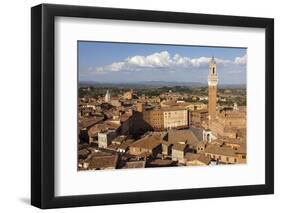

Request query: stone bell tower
[{"left": 208, "top": 56, "right": 218, "bottom": 123}]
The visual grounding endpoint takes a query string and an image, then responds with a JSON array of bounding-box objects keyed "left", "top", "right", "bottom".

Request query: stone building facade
[
  {"left": 143, "top": 108, "right": 189, "bottom": 130},
  {"left": 211, "top": 108, "right": 247, "bottom": 138},
  {"left": 163, "top": 108, "right": 188, "bottom": 129},
  {"left": 98, "top": 130, "right": 116, "bottom": 148}
]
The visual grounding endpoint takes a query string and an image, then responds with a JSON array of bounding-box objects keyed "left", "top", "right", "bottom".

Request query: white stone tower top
[
  {"left": 208, "top": 56, "right": 218, "bottom": 86},
  {"left": 104, "top": 90, "right": 111, "bottom": 103}
]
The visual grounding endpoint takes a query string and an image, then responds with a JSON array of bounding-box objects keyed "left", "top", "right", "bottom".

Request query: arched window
[
  {"left": 212, "top": 67, "right": 215, "bottom": 74},
  {"left": 207, "top": 133, "right": 210, "bottom": 142}
]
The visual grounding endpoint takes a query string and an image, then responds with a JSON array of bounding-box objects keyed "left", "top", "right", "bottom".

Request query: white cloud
[
  {"left": 127, "top": 51, "right": 171, "bottom": 67},
  {"left": 234, "top": 54, "right": 247, "bottom": 65},
  {"left": 95, "top": 51, "right": 246, "bottom": 73},
  {"left": 96, "top": 62, "right": 125, "bottom": 72}
]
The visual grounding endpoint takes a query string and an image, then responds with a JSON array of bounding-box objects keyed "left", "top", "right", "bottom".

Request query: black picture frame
[{"left": 31, "top": 3, "right": 274, "bottom": 209}]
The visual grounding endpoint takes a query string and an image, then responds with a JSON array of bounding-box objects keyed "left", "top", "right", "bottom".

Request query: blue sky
[{"left": 78, "top": 41, "right": 247, "bottom": 85}]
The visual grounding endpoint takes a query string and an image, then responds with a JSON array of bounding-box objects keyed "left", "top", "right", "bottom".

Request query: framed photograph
[{"left": 31, "top": 3, "right": 274, "bottom": 209}]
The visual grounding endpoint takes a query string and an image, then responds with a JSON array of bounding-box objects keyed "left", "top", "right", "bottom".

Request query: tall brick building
[{"left": 143, "top": 109, "right": 164, "bottom": 130}]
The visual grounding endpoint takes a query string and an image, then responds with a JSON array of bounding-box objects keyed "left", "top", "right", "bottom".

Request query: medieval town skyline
[{"left": 78, "top": 42, "right": 247, "bottom": 171}]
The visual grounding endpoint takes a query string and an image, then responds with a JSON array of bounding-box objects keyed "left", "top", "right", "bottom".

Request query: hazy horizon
[{"left": 79, "top": 80, "right": 246, "bottom": 85}]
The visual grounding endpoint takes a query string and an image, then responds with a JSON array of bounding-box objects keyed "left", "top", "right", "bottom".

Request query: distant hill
[{"left": 79, "top": 81, "right": 246, "bottom": 89}]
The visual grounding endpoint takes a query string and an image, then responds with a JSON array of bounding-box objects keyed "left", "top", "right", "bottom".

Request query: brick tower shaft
[{"left": 208, "top": 56, "right": 218, "bottom": 122}]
